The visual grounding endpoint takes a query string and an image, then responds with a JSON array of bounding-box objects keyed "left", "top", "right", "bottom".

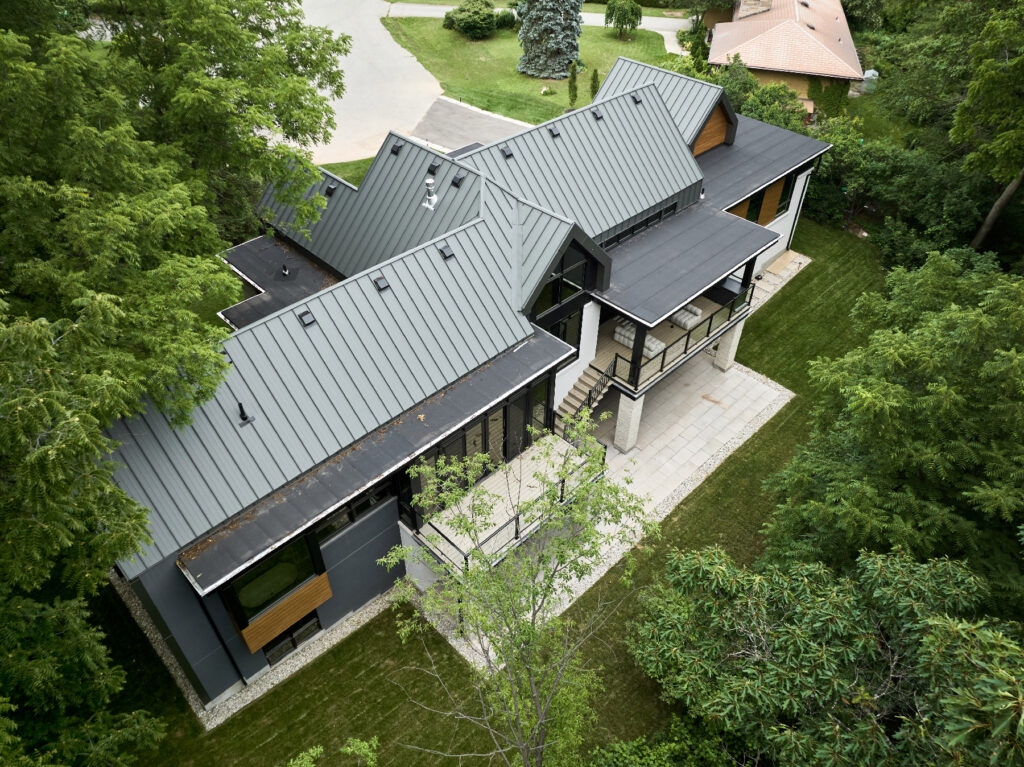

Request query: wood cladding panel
[
  {"left": 693, "top": 105, "right": 729, "bottom": 156},
  {"left": 240, "top": 573, "right": 332, "bottom": 652},
  {"left": 758, "top": 178, "right": 786, "bottom": 225},
  {"left": 727, "top": 199, "right": 750, "bottom": 219}
]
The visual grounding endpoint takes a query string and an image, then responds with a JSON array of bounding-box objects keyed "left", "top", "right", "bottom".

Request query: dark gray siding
[
  {"left": 316, "top": 499, "right": 405, "bottom": 627},
  {"left": 135, "top": 556, "right": 242, "bottom": 703}
]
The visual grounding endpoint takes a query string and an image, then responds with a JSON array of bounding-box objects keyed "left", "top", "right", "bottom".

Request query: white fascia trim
[
  {"left": 181, "top": 340, "right": 575, "bottom": 596},
  {"left": 595, "top": 235, "right": 780, "bottom": 328}
]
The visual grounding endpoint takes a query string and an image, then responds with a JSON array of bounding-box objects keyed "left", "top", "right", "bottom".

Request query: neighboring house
[
  {"left": 108, "top": 57, "right": 829, "bottom": 709},
  {"left": 707, "top": 0, "right": 863, "bottom": 112}
]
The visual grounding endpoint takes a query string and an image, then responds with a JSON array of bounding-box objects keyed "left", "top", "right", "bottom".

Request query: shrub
[
  {"left": 590, "top": 67, "right": 599, "bottom": 100},
  {"left": 445, "top": 0, "right": 497, "bottom": 40},
  {"left": 568, "top": 60, "right": 578, "bottom": 108},
  {"left": 605, "top": 0, "right": 642, "bottom": 39},
  {"left": 495, "top": 8, "right": 516, "bottom": 29},
  {"left": 807, "top": 76, "right": 849, "bottom": 118}
]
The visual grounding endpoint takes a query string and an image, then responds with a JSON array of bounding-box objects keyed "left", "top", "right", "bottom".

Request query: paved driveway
[{"left": 304, "top": 0, "right": 692, "bottom": 163}]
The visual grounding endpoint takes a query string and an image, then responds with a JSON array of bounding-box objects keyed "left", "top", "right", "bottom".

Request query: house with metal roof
[{"left": 110, "top": 57, "right": 828, "bottom": 709}]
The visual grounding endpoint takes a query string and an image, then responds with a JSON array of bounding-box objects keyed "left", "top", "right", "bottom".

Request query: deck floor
[
  {"left": 419, "top": 435, "right": 579, "bottom": 567},
  {"left": 592, "top": 296, "right": 729, "bottom": 389}
]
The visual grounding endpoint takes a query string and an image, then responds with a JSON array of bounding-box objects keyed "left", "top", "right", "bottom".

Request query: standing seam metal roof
[
  {"left": 457, "top": 84, "right": 703, "bottom": 243},
  {"left": 259, "top": 134, "right": 484, "bottom": 278},
  {"left": 596, "top": 58, "right": 728, "bottom": 145},
  {"left": 112, "top": 213, "right": 543, "bottom": 578}
]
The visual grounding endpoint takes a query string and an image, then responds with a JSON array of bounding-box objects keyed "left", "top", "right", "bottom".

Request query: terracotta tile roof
[{"left": 709, "top": 0, "right": 863, "bottom": 81}]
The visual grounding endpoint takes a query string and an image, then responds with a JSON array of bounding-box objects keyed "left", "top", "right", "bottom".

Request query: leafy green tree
[
  {"left": 633, "top": 546, "right": 1024, "bottom": 765},
  {"left": 604, "top": 0, "right": 642, "bottom": 39},
  {"left": 713, "top": 55, "right": 759, "bottom": 111},
  {"left": 950, "top": 0, "right": 1024, "bottom": 248},
  {"left": 100, "top": 0, "right": 351, "bottom": 239},
  {"left": 444, "top": 0, "right": 498, "bottom": 40},
  {"left": 568, "top": 59, "right": 578, "bottom": 107},
  {"left": 762, "top": 250, "right": 1024, "bottom": 614},
  {"left": 380, "top": 416, "right": 649, "bottom": 767},
  {"left": 739, "top": 82, "right": 806, "bottom": 132},
  {"left": 590, "top": 716, "right": 734, "bottom": 766},
  {"left": 517, "top": 0, "right": 583, "bottom": 78}
]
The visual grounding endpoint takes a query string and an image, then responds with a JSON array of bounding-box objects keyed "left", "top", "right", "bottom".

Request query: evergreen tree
[
  {"left": 568, "top": 59, "right": 578, "bottom": 107},
  {"left": 517, "top": 0, "right": 583, "bottom": 79},
  {"left": 590, "top": 67, "right": 599, "bottom": 101}
]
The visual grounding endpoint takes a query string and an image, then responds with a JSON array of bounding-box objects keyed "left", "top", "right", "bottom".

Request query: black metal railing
[
  {"left": 573, "top": 358, "right": 616, "bottom": 420},
  {"left": 413, "top": 436, "right": 607, "bottom": 573},
  {"left": 611, "top": 285, "right": 755, "bottom": 391}
]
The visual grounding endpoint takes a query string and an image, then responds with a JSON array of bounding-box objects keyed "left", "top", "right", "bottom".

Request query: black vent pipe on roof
[
  {"left": 238, "top": 402, "right": 256, "bottom": 426},
  {"left": 325, "top": 183, "right": 338, "bottom": 197}
]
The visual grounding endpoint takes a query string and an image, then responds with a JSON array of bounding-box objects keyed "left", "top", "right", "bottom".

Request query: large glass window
[
  {"left": 776, "top": 172, "right": 796, "bottom": 218},
  {"left": 316, "top": 480, "right": 390, "bottom": 544},
  {"left": 487, "top": 407, "right": 505, "bottom": 463},
  {"left": 232, "top": 538, "right": 316, "bottom": 620},
  {"left": 531, "top": 380, "right": 549, "bottom": 432},
  {"left": 531, "top": 249, "right": 592, "bottom": 321},
  {"left": 745, "top": 188, "right": 765, "bottom": 223},
  {"left": 506, "top": 392, "right": 528, "bottom": 458}
]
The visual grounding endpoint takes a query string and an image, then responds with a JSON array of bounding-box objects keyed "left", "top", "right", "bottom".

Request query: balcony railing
[
  {"left": 609, "top": 285, "right": 755, "bottom": 392},
  {"left": 413, "top": 436, "right": 607, "bottom": 573}
]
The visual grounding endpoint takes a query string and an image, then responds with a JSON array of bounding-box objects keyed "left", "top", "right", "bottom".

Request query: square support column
[
  {"left": 713, "top": 318, "right": 746, "bottom": 372},
  {"left": 613, "top": 394, "right": 645, "bottom": 453}
]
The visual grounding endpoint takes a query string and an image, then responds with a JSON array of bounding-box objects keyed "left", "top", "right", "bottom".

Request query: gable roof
[
  {"left": 260, "top": 134, "right": 483, "bottom": 277},
  {"left": 457, "top": 84, "right": 704, "bottom": 243},
  {"left": 595, "top": 58, "right": 731, "bottom": 146},
  {"left": 112, "top": 209, "right": 543, "bottom": 578},
  {"left": 709, "top": 0, "right": 863, "bottom": 80}
]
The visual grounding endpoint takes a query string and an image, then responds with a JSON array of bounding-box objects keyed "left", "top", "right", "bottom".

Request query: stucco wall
[
  {"left": 754, "top": 167, "right": 813, "bottom": 273},
  {"left": 554, "top": 300, "right": 601, "bottom": 405}
]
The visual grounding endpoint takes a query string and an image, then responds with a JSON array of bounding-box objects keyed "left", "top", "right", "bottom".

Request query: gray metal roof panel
[
  {"left": 596, "top": 204, "right": 779, "bottom": 325},
  {"left": 597, "top": 58, "right": 726, "bottom": 145},
  {"left": 178, "top": 329, "right": 575, "bottom": 593},
  {"left": 114, "top": 216, "right": 534, "bottom": 578},
  {"left": 260, "top": 134, "right": 483, "bottom": 277},
  {"left": 698, "top": 115, "right": 830, "bottom": 210},
  {"left": 458, "top": 85, "right": 703, "bottom": 242}
]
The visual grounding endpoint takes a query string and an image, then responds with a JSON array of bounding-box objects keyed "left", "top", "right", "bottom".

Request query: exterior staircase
[{"left": 554, "top": 363, "right": 614, "bottom": 436}]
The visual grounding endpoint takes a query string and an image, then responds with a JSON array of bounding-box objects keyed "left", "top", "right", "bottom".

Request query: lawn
[
  {"left": 106, "top": 219, "right": 884, "bottom": 765},
  {"left": 384, "top": 0, "right": 680, "bottom": 18},
  {"left": 321, "top": 157, "right": 375, "bottom": 187},
  {"left": 381, "top": 19, "right": 668, "bottom": 123}
]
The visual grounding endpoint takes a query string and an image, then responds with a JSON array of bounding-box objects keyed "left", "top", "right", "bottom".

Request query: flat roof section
[
  {"left": 595, "top": 204, "right": 778, "bottom": 326},
  {"left": 697, "top": 115, "right": 829, "bottom": 211},
  {"left": 221, "top": 236, "right": 339, "bottom": 329},
  {"left": 177, "top": 328, "right": 574, "bottom": 595}
]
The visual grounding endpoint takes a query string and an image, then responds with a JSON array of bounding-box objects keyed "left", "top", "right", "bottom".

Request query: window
[
  {"left": 264, "top": 614, "right": 321, "bottom": 666},
  {"left": 531, "top": 249, "right": 593, "bottom": 321},
  {"left": 487, "top": 407, "right": 505, "bottom": 464},
  {"left": 745, "top": 188, "right": 765, "bottom": 223},
  {"left": 315, "top": 480, "right": 390, "bottom": 544},
  {"left": 776, "top": 172, "right": 796, "bottom": 217},
  {"left": 231, "top": 538, "right": 316, "bottom": 621},
  {"left": 506, "top": 392, "right": 528, "bottom": 459},
  {"left": 600, "top": 203, "right": 677, "bottom": 249},
  {"left": 548, "top": 308, "right": 583, "bottom": 349},
  {"left": 531, "top": 379, "right": 549, "bottom": 432}
]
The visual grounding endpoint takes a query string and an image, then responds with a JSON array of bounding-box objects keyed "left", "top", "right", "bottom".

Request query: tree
[
  {"left": 713, "top": 55, "right": 759, "bottom": 111},
  {"left": 633, "top": 546, "right": 1024, "bottom": 765},
  {"left": 589, "top": 67, "right": 599, "bottom": 101},
  {"left": 680, "top": 14, "right": 709, "bottom": 72},
  {"left": 604, "top": 0, "right": 641, "bottom": 39},
  {"left": 739, "top": 82, "right": 806, "bottom": 132},
  {"left": 590, "top": 716, "right": 734, "bottom": 766},
  {"left": 444, "top": 0, "right": 498, "bottom": 40},
  {"left": 762, "top": 250, "right": 1024, "bottom": 615},
  {"left": 517, "top": 0, "right": 583, "bottom": 78},
  {"left": 379, "top": 416, "right": 650, "bottom": 766},
  {"left": 950, "top": 0, "right": 1024, "bottom": 248},
  {"left": 568, "top": 60, "right": 578, "bottom": 107},
  {"left": 100, "top": 0, "right": 351, "bottom": 239}
]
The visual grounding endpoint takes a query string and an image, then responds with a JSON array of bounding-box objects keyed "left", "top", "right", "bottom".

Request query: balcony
[
  {"left": 592, "top": 285, "right": 754, "bottom": 395},
  {"left": 411, "top": 435, "right": 605, "bottom": 572}
]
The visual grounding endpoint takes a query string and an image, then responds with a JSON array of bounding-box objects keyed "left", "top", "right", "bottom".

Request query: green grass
[
  {"left": 384, "top": 0, "right": 678, "bottom": 17},
  {"left": 575, "top": 219, "right": 886, "bottom": 747},
  {"left": 381, "top": 19, "right": 667, "bottom": 124},
  {"left": 846, "top": 92, "right": 912, "bottom": 145},
  {"left": 321, "top": 157, "right": 375, "bottom": 187},
  {"left": 107, "top": 219, "right": 883, "bottom": 765}
]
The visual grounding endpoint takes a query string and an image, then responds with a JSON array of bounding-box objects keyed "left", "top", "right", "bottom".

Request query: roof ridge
[
  {"left": 458, "top": 83, "right": 674, "bottom": 159},
  {"left": 608, "top": 57, "right": 725, "bottom": 96}
]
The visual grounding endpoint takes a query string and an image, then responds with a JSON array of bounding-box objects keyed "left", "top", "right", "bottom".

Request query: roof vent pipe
[
  {"left": 422, "top": 178, "right": 438, "bottom": 211},
  {"left": 700, "top": 186, "right": 705, "bottom": 200},
  {"left": 281, "top": 264, "right": 290, "bottom": 277},
  {"left": 238, "top": 402, "right": 256, "bottom": 426}
]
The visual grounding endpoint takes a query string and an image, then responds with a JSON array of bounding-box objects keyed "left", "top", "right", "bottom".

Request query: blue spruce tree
[{"left": 517, "top": 0, "right": 583, "bottom": 79}]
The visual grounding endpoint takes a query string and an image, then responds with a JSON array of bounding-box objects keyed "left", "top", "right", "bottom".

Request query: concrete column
[
  {"left": 713, "top": 319, "right": 746, "bottom": 372},
  {"left": 613, "top": 394, "right": 645, "bottom": 453}
]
